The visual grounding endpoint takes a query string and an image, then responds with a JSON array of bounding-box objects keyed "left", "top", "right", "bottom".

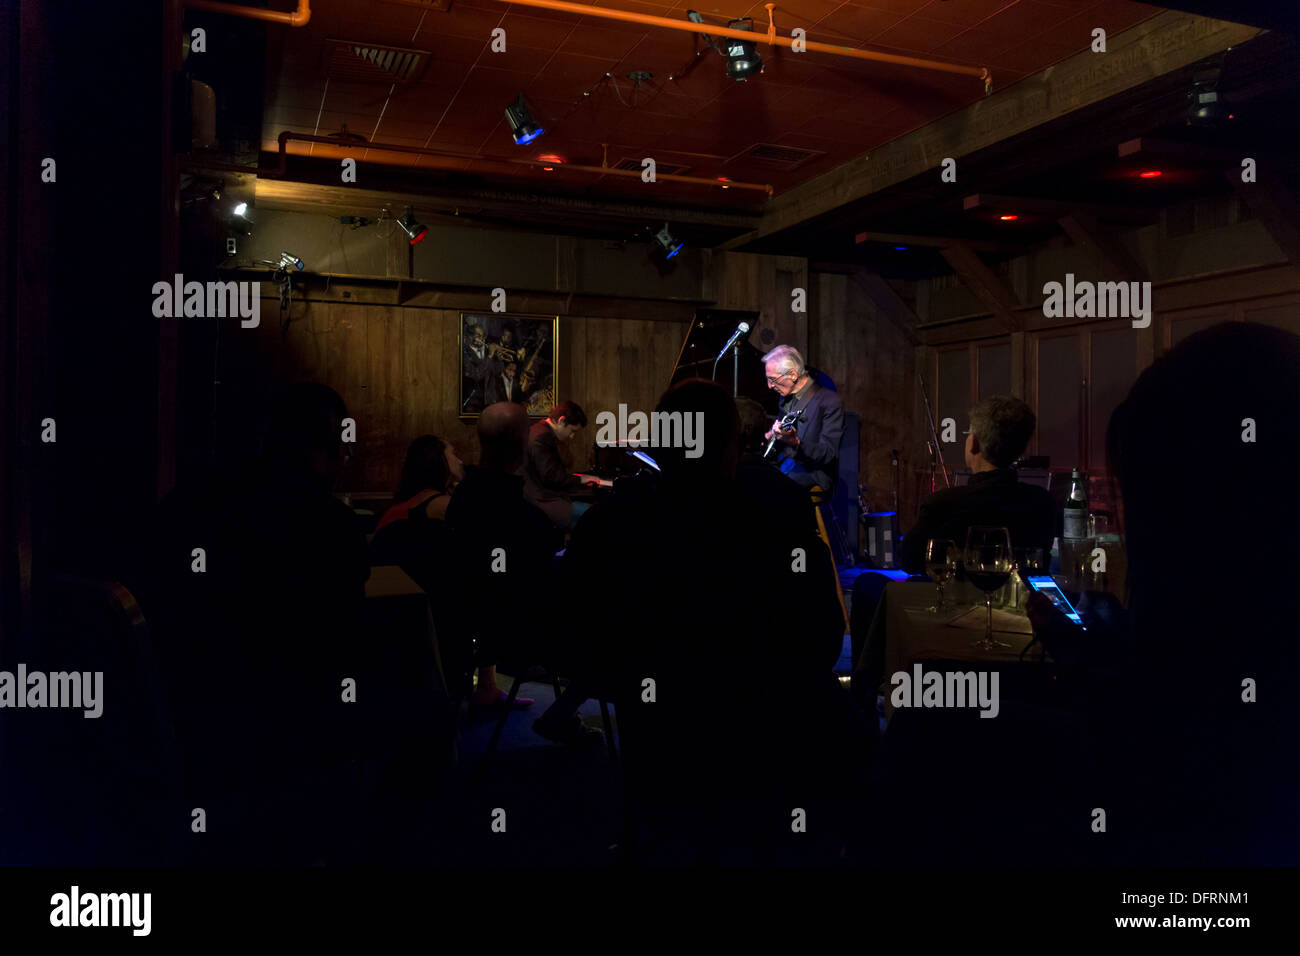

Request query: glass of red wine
[{"left": 965, "top": 526, "right": 1013, "bottom": 650}]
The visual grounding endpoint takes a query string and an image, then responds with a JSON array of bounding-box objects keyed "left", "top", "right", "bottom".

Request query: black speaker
[{"left": 862, "top": 511, "right": 901, "bottom": 569}]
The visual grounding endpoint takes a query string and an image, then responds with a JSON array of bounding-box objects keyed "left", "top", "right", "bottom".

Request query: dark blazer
[
  {"left": 776, "top": 381, "right": 844, "bottom": 490},
  {"left": 899, "top": 467, "right": 1055, "bottom": 574},
  {"left": 523, "top": 421, "right": 583, "bottom": 526},
  {"left": 482, "top": 366, "right": 524, "bottom": 405}
]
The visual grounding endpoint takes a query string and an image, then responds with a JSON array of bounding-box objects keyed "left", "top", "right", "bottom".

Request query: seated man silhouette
[
  {"left": 898, "top": 394, "right": 1053, "bottom": 574},
  {"left": 564, "top": 379, "right": 868, "bottom": 862},
  {"left": 851, "top": 394, "right": 1052, "bottom": 691}
]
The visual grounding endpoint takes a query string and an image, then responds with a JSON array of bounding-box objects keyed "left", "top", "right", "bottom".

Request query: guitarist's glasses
[{"left": 765, "top": 370, "right": 797, "bottom": 386}]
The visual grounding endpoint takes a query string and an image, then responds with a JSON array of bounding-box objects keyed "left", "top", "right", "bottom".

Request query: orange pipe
[
  {"left": 488, "top": 0, "right": 988, "bottom": 82},
  {"left": 182, "top": 0, "right": 311, "bottom": 27}
]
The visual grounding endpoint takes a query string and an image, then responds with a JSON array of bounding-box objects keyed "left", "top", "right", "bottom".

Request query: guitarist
[{"left": 762, "top": 345, "right": 844, "bottom": 492}]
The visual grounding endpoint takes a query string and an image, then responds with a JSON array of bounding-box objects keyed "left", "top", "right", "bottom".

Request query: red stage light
[
  {"left": 1139, "top": 170, "right": 1163, "bottom": 178},
  {"left": 998, "top": 214, "right": 1018, "bottom": 221}
]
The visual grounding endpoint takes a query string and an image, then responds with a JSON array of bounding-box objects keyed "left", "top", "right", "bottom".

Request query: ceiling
[{"left": 260, "top": 0, "right": 1162, "bottom": 204}]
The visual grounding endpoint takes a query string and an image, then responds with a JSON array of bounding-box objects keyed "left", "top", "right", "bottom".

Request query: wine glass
[
  {"left": 924, "top": 539, "right": 957, "bottom": 613},
  {"left": 965, "top": 526, "right": 1013, "bottom": 650}
]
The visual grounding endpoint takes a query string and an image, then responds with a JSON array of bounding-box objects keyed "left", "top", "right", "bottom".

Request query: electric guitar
[{"left": 763, "top": 409, "right": 805, "bottom": 458}]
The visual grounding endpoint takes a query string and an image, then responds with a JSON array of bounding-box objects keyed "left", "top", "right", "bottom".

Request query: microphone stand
[
  {"left": 917, "top": 372, "right": 950, "bottom": 490},
  {"left": 732, "top": 344, "right": 739, "bottom": 398}
]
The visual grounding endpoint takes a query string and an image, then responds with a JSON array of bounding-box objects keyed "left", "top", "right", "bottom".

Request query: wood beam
[
  {"left": 853, "top": 230, "right": 1028, "bottom": 254},
  {"left": 227, "top": 268, "right": 709, "bottom": 322},
  {"left": 253, "top": 178, "right": 762, "bottom": 232},
  {"left": 720, "top": 11, "right": 1259, "bottom": 250},
  {"left": 1228, "top": 171, "right": 1300, "bottom": 281},
  {"left": 1057, "top": 212, "right": 1149, "bottom": 281},
  {"left": 940, "top": 242, "right": 1023, "bottom": 332},
  {"left": 1118, "top": 136, "right": 1240, "bottom": 164},
  {"left": 848, "top": 269, "right": 921, "bottom": 346},
  {"left": 964, "top": 193, "right": 1157, "bottom": 225}
]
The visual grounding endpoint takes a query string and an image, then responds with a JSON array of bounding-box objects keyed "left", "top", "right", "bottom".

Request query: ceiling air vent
[
  {"left": 322, "top": 40, "right": 431, "bottom": 86},
  {"left": 613, "top": 157, "right": 691, "bottom": 176},
  {"left": 732, "top": 143, "right": 825, "bottom": 171}
]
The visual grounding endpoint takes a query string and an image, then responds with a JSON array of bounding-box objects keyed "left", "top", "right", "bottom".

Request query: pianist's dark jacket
[
  {"left": 898, "top": 466, "right": 1055, "bottom": 574},
  {"left": 523, "top": 420, "right": 585, "bottom": 528}
]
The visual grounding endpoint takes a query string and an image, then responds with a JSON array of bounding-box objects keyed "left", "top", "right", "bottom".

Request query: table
[{"left": 856, "top": 579, "right": 1046, "bottom": 719}]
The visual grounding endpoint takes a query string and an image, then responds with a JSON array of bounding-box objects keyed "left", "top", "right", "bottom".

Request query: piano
[{"left": 667, "top": 308, "right": 776, "bottom": 413}]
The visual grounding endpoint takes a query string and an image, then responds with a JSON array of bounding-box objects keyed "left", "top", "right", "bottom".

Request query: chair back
[{"left": 14, "top": 576, "right": 185, "bottom": 864}]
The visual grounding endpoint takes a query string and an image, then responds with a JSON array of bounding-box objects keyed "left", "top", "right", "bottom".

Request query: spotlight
[
  {"left": 397, "top": 209, "right": 428, "bottom": 246},
  {"left": 998, "top": 214, "right": 1018, "bottom": 221},
  {"left": 276, "top": 252, "right": 304, "bottom": 271},
  {"left": 654, "top": 223, "right": 684, "bottom": 259},
  {"left": 1185, "top": 68, "right": 1232, "bottom": 127},
  {"left": 230, "top": 200, "right": 253, "bottom": 235},
  {"left": 724, "top": 18, "right": 763, "bottom": 81},
  {"left": 1138, "top": 170, "right": 1163, "bottom": 179},
  {"left": 505, "top": 93, "right": 544, "bottom": 145}
]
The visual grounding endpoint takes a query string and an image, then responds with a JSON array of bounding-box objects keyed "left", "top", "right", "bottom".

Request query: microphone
[{"left": 713, "top": 321, "right": 750, "bottom": 362}]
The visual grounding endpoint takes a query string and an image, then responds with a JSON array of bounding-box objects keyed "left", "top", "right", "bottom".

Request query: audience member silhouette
[
  {"left": 370, "top": 435, "right": 471, "bottom": 694},
  {"left": 1030, "top": 321, "right": 1300, "bottom": 864},
  {"left": 851, "top": 394, "right": 1053, "bottom": 688},
  {"left": 734, "top": 395, "right": 816, "bottom": 533},
  {"left": 897, "top": 394, "right": 1053, "bottom": 575},
  {"left": 564, "top": 379, "right": 868, "bottom": 863},
  {"left": 444, "top": 403, "right": 590, "bottom": 734},
  {"left": 138, "top": 382, "right": 369, "bottom": 864}
]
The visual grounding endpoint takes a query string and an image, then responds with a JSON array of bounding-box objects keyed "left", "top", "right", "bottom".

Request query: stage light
[
  {"left": 724, "top": 18, "right": 763, "bottom": 81},
  {"left": 1138, "top": 170, "right": 1163, "bottom": 178},
  {"left": 397, "top": 211, "right": 428, "bottom": 246},
  {"left": 717, "top": 176, "right": 732, "bottom": 188},
  {"left": 894, "top": 246, "right": 908, "bottom": 251},
  {"left": 1185, "top": 67, "right": 1233, "bottom": 127},
  {"left": 233, "top": 202, "right": 247, "bottom": 218},
  {"left": 654, "top": 223, "right": 684, "bottom": 259},
  {"left": 505, "top": 93, "right": 544, "bottom": 145},
  {"left": 998, "top": 214, "right": 1018, "bottom": 221}
]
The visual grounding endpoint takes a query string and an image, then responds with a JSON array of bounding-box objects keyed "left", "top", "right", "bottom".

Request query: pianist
[{"left": 524, "top": 400, "right": 590, "bottom": 530}]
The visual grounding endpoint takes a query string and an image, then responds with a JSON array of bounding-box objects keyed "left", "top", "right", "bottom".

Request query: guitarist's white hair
[{"left": 760, "top": 344, "right": 805, "bottom": 375}]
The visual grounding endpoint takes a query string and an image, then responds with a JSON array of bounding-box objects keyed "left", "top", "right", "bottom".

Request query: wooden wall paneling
[
  {"left": 398, "top": 305, "right": 440, "bottom": 483},
  {"left": 1010, "top": 332, "right": 1026, "bottom": 399},
  {"left": 811, "top": 272, "right": 919, "bottom": 524},
  {"left": 1163, "top": 304, "right": 1234, "bottom": 350},
  {"left": 361, "top": 304, "right": 403, "bottom": 493},
  {"left": 1086, "top": 323, "right": 1139, "bottom": 473},
  {"left": 1241, "top": 293, "right": 1300, "bottom": 336},
  {"left": 562, "top": 316, "right": 589, "bottom": 470}
]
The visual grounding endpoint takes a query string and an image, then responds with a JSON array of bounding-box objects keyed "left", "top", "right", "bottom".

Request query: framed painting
[{"left": 459, "top": 312, "right": 558, "bottom": 418}]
